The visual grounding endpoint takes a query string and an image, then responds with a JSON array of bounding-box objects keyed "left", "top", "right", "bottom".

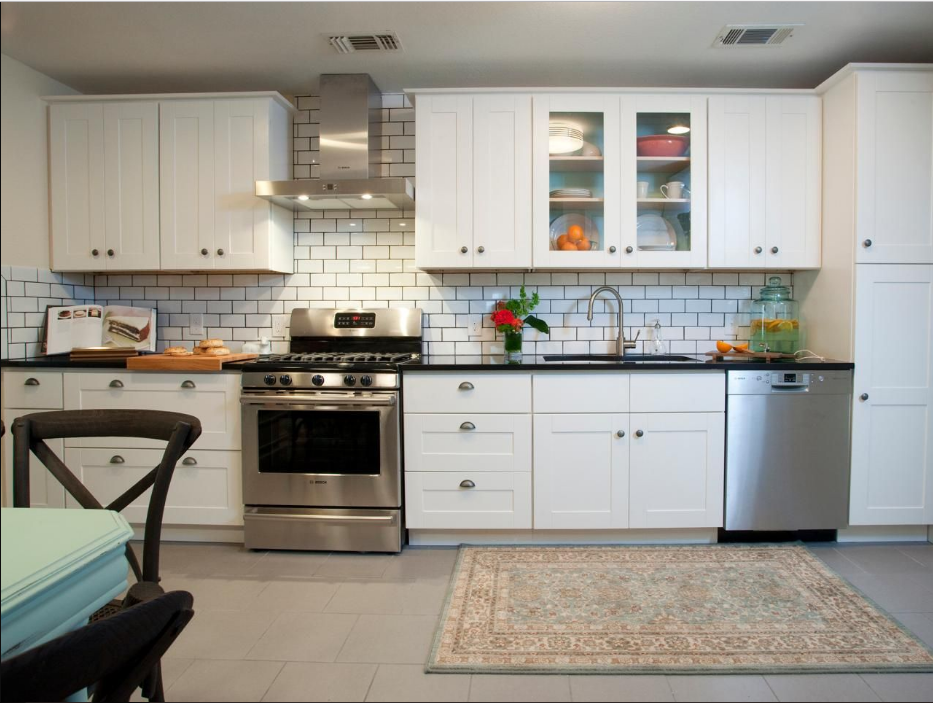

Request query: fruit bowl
[
  {"left": 637, "top": 134, "right": 689, "bottom": 157},
  {"left": 550, "top": 213, "right": 600, "bottom": 251}
]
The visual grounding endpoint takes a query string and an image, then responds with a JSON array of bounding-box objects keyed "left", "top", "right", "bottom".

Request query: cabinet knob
[
  {"left": 609, "top": 246, "right": 617, "bottom": 253},
  {"left": 201, "top": 248, "right": 209, "bottom": 256},
  {"left": 754, "top": 246, "right": 763, "bottom": 254},
  {"left": 182, "top": 457, "right": 198, "bottom": 466},
  {"left": 91, "top": 249, "right": 100, "bottom": 257},
  {"left": 24, "top": 377, "right": 40, "bottom": 386},
  {"left": 860, "top": 393, "right": 869, "bottom": 401},
  {"left": 109, "top": 455, "right": 125, "bottom": 464},
  {"left": 216, "top": 248, "right": 224, "bottom": 256},
  {"left": 863, "top": 239, "right": 872, "bottom": 248},
  {"left": 460, "top": 246, "right": 468, "bottom": 254},
  {"left": 459, "top": 480, "right": 476, "bottom": 489},
  {"left": 625, "top": 246, "right": 634, "bottom": 254},
  {"left": 477, "top": 246, "right": 485, "bottom": 254},
  {"left": 771, "top": 246, "right": 779, "bottom": 254},
  {"left": 107, "top": 249, "right": 115, "bottom": 257},
  {"left": 460, "top": 421, "right": 476, "bottom": 431},
  {"left": 109, "top": 379, "right": 124, "bottom": 388},
  {"left": 181, "top": 380, "right": 196, "bottom": 389},
  {"left": 616, "top": 430, "right": 625, "bottom": 438},
  {"left": 458, "top": 381, "right": 474, "bottom": 391},
  {"left": 635, "top": 429, "right": 644, "bottom": 438}
]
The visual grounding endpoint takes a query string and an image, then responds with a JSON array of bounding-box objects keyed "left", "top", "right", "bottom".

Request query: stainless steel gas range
[{"left": 239, "top": 308, "right": 422, "bottom": 553}]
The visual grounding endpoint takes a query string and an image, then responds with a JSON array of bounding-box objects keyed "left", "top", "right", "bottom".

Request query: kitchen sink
[{"left": 542, "top": 354, "right": 696, "bottom": 363}]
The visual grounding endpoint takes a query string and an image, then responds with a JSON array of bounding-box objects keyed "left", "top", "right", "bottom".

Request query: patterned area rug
[{"left": 427, "top": 545, "right": 933, "bottom": 674}]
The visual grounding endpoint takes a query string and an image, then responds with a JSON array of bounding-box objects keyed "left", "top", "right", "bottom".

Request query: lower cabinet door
[
  {"left": 3, "top": 409, "right": 66, "bottom": 508},
  {"left": 63, "top": 447, "right": 243, "bottom": 526},
  {"left": 533, "top": 414, "right": 630, "bottom": 529},
  {"left": 405, "top": 472, "right": 531, "bottom": 529},
  {"left": 629, "top": 412, "right": 725, "bottom": 528}
]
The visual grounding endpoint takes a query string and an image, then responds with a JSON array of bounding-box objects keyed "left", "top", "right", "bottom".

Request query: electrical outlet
[
  {"left": 468, "top": 314, "right": 482, "bottom": 337},
  {"left": 189, "top": 313, "right": 204, "bottom": 337},
  {"left": 272, "top": 315, "right": 288, "bottom": 338}
]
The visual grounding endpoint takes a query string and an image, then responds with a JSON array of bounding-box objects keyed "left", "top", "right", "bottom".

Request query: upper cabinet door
[
  {"left": 850, "top": 264, "right": 933, "bottom": 525},
  {"left": 159, "top": 101, "right": 215, "bottom": 270},
  {"left": 213, "top": 99, "right": 272, "bottom": 270},
  {"left": 50, "top": 103, "right": 106, "bottom": 271},
  {"left": 622, "top": 94, "right": 707, "bottom": 269},
  {"left": 708, "top": 95, "right": 768, "bottom": 268},
  {"left": 415, "top": 95, "right": 474, "bottom": 268},
  {"left": 472, "top": 95, "right": 532, "bottom": 268},
  {"left": 765, "top": 95, "right": 821, "bottom": 269},
  {"left": 102, "top": 102, "right": 160, "bottom": 270},
  {"left": 533, "top": 94, "right": 622, "bottom": 268},
  {"left": 857, "top": 71, "right": 933, "bottom": 264}
]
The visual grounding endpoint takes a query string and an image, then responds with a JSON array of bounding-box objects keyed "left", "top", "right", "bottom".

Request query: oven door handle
[
  {"left": 245, "top": 512, "right": 398, "bottom": 525},
  {"left": 240, "top": 394, "right": 396, "bottom": 407}
]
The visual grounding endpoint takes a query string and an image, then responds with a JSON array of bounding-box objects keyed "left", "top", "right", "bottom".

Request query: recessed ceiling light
[
  {"left": 361, "top": 194, "right": 373, "bottom": 200},
  {"left": 298, "top": 195, "right": 309, "bottom": 201},
  {"left": 668, "top": 125, "right": 690, "bottom": 135}
]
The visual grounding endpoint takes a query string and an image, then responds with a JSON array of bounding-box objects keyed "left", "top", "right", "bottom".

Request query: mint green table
[{"left": 1, "top": 507, "right": 134, "bottom": 661}]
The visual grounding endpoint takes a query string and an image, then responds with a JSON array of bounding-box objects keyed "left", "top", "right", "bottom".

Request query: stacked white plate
[{"left": 549, "top": 188, "right": 592, "bottom": 198}]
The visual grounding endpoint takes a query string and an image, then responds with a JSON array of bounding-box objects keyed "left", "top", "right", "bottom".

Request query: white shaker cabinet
[
  {"left": 708, "top": 94, "right": 821, "bottom": 269},
  {"left": 855, "top": 71, "right": 933, "bottom": 264},
  {"left": 849, "top": 264, "right": 933, "bottom": 525},
  {"left": 50, "top": 102, "right": 160, "bottom": 271},
  {"left": 415, "top": 94, "right": 532, "bottom": 269}
]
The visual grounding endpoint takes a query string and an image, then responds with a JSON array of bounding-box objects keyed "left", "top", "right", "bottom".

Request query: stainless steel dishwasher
[{"left": 725, "top": 369, "right": 853, "bottom": 531}]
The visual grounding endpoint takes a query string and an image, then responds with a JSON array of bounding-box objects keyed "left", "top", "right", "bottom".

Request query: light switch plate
[
  {"left": 189, "top": 313, "right": 204, "bottom": 337},
  {"left": 468, "top": 314, "right": 483, "bottom": 337},
  {"left": 272, "top": 315, "right": 288, "bottom": 338}
]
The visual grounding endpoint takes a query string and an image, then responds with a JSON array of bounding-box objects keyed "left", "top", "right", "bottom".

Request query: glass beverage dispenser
[{"left": 749, "top": 276, "right": 800, "bottom": 353}]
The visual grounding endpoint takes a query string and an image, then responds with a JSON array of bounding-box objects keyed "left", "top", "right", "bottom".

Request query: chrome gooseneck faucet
[{"left": 586, "top": 286, "right": 639, "bottom": 356}]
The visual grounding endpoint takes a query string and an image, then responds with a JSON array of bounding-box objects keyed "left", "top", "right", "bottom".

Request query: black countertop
[
  {"left": 0, "top": 357, "right": 245, "bottom": 371},
  {"left": 403, "top": 354, "right": 855, "bottom": 372}
]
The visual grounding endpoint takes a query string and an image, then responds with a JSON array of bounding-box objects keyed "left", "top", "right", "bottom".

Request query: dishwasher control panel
[{"left": 728, "top": 370, "right": 852, "bottom": 395}]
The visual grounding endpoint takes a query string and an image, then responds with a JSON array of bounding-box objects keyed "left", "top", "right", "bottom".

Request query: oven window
[{"left": 257, "top": 410, "right": 381, "bottom": 475}]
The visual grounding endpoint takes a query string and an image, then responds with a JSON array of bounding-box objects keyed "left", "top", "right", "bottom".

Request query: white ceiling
[{"left": 2, "top": 2, "right": 932, "bottom": 96}]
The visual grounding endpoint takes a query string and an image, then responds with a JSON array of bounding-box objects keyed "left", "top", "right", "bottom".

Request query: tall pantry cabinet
[{"left": 797, "top": 65, "right": 933, "bottom": 528}]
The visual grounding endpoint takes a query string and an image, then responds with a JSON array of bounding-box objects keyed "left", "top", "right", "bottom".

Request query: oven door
[{"left": 240, "top": 391, "right": 400, "bottom": 509}]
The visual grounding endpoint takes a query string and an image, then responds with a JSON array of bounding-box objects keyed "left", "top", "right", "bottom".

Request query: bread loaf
[
  {"left": 164, "top": 346, "right": 192, "bottom": 356},
  {"left": 198, "top": 338, "right": 225, "bottom": 349},
  {"left": 201, "top": 346, "right": 231, "bottom": 356}
]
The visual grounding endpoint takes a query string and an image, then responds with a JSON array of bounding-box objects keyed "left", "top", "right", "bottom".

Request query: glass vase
[{"left": 503, "top": 330, "right": 523, "bottom": 360}]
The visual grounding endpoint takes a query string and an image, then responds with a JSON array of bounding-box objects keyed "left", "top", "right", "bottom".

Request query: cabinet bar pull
[
  {"left": 635, "top": 429, "right": 644, "bottom": 437},
  {"left": 181, "top": 380, "right": 196, "bottom": 389},
  {"left": 109, "top": 379, "right": 124, "bottom": 388},
  {"left": 24, "top": 378, "right": 40, "bottom": 386},
  {"left": 459, "top": 480, "right": 476, "bottom": 489},
  {"left": 182, "top": 457, "right": 198, "bottom": 466},
  {"left": 110, "top": 455, "right": 125, "bottom": 464},
  {"left": 458, "top": 381, "right": 474, "bottom": 391},
  {"left": 460, "top": 422, "right": 476, "bottom": 431}
]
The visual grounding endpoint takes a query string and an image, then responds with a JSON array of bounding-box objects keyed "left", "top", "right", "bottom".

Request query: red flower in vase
[{"left": 492, "top": 309, "right": 517, "bottom": 327}]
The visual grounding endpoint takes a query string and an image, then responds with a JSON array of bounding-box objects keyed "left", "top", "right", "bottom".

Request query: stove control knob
[
  {"left": 344, "top": 374, "right": 356, "bottom": 387},
  {"left": 311, "top": 374, "right": 325, "bottom": 387},
  {"left": 360, "top": 375, "right": 373, "bottom": 387},
  {"left": 279, "top": 375, "right": 293, "bottom": 386},
  {"left": 263, "top": 374, "right": 277, "bottom": 386}
]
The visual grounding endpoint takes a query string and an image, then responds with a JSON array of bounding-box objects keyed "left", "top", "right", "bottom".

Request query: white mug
[
  {"left": 660, "top": 181, "right": 689, "bottom": 200},
  {"left": 637, "top": 181, "right": 649, "bottom": 199}
]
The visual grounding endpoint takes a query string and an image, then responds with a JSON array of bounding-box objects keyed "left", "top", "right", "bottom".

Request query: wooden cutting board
[
  {"left": 705, "top": 350, "right": 796, "bottom": 363},
  {"left": 126, "top": 352, "right": 258, "bottom": 371}
]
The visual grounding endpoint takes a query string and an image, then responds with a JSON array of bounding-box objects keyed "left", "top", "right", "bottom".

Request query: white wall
[{"left": 1, "top": 54, "right": 78, "bottom": 269}]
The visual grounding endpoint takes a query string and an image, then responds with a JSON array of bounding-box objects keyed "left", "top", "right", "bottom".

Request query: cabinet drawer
[
  {"left": 630, "top": 372, "right": 725, "bottom": 412},
  {"left": 405, "top": 471, "right": 531, "bottom": 529},
  {"left": 534, "top": 372, "right": 629, "bottom": 413},
  {"left": 403, "top": 372, "right": 531, "bottom": 413},
  {"left": 63, "top": 447, "right": 243, "bottom": 526},
  {"left": 63, "top": 372, "right": 240, "bottom": 450},
  {"left": 404, "top": 414, "right": 531, "bottom": 473},
  {"left": 3, "top": 371, "right": 64, "bottom": 409}
]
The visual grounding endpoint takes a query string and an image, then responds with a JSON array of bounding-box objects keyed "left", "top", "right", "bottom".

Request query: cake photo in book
[
  {"left": 105, "top": 314, "right": 152, "bottom": 345},
  {"left": 44, "top": 304, "right": 157, "bottom": 355}
]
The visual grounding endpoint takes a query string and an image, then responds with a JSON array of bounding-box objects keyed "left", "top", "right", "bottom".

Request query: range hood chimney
[{"left": 256, "top": 74, "right": 414, "bottom": 210}]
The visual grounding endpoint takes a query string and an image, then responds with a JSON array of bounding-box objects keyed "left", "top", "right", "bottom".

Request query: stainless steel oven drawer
[{"left": 243, "top": 507, "right": 403, "bottom": 553}]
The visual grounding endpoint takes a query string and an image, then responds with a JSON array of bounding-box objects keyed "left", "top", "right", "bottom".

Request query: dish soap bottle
[{"left": 648, "top": 320, "right": 667, "bottom": 355}]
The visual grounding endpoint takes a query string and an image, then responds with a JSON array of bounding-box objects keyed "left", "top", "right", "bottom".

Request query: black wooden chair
[
  {"left": 0, "top": 590, "right": 195, "bottom": 703},
  {"left": 11, "top": 409, "right": 202, "bottom": 700}
]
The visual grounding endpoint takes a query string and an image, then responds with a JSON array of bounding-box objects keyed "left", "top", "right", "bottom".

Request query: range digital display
[{"left": 334, "top": 312, "right": 376, "bottom": 329}]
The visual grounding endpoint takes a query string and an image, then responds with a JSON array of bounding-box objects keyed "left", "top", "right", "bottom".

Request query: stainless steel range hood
[{"left": 256, "top": 74, "right": 414, "bottom": 211}]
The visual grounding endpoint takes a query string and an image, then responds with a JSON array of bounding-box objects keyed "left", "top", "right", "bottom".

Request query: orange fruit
[
  {"left": 567, "top": 225, "right": 584, "bottom": 242},
  {"left": 734, "top": 343, "right": 749, "bottom": 351},
  {"left": 576, "top": 238, "right": 590, "bottom": 251},
  {"left": 716, "top": 340, "right": 732, "bottom": 353},
  {"left": 556, "top": 234, "right": 570, "bottom": 248},
  {"left": 559, "top": 241, "right": 578, "bottom": 251}
]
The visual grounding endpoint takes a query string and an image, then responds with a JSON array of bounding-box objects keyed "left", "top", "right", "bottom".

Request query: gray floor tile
[
  {"left": 859, "top": 673, "right": 933, "bottom": 702},
  {"left": 380, "top": 547, "right": 459, "bottom": 580},
  {"left": 246, "top": 550, "right": 332, "bottom": 578},
  {"left": 835, "top": 546, "right": 933, "bottom": 575},
  {"left": 157, "top": 542, "right": 266, "bottom": 577},
  {"left": 160, "top": 575, "right": 268, "bottom": 611},
  {"left": 325, "top": 579, "right": 448, "bottom": 615},
  {"left": 262, "top": 662, "right": 378, "bottom": 702},
  {"left": 247, "top": 611, "right": 359, "bottom": 662},
  {"left": 896, "top": 544, "right": 933, "bottom": 569},
  {"left": 337, "top": 614, "right": 440, "bottom": 664},
  {"left": 317, "top": 553, "right": 394, "bottom": 579},
  {"left": 569, "top": 674, "right": 674, "bottom": 702},
  {"left": 764, "top": 674, "right": 881, "bottom": 701},
  {"left": 165, "top": 659, "right": 284, "bottom": 702},
  {"left": 366, "top": 664, "right": 471, "bottom": 702},
  {"left": 667, "top": 675, "right": 778, "bottom": 702},
  {"left": 842, "top": 571, "right": 933, "bottom": 613},
  {"left": 470, "top": 674, "right": 572, "bottom": 702},
  {"left": 810, "top": 547, "right": 870, "bottom": 580},
  {"left": 130, "top": 658, "right": 193, "bottom": 702},
  {"left": 170, "top": 609, "right": 276, "bottom": 660},
  {"left": 891, "top": 611, "right": 933, "bottom": 649},
  {"left": 249, "top": 580, "right": 342, "bottom": 613}
]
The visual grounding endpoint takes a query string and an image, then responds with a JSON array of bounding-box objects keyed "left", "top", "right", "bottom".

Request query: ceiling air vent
[
  {"left": 713, "top": 24, "right": 800, "bottom": 48},
  {"left": 328, "top": 32, "right": 402, "bottom": 54}
]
